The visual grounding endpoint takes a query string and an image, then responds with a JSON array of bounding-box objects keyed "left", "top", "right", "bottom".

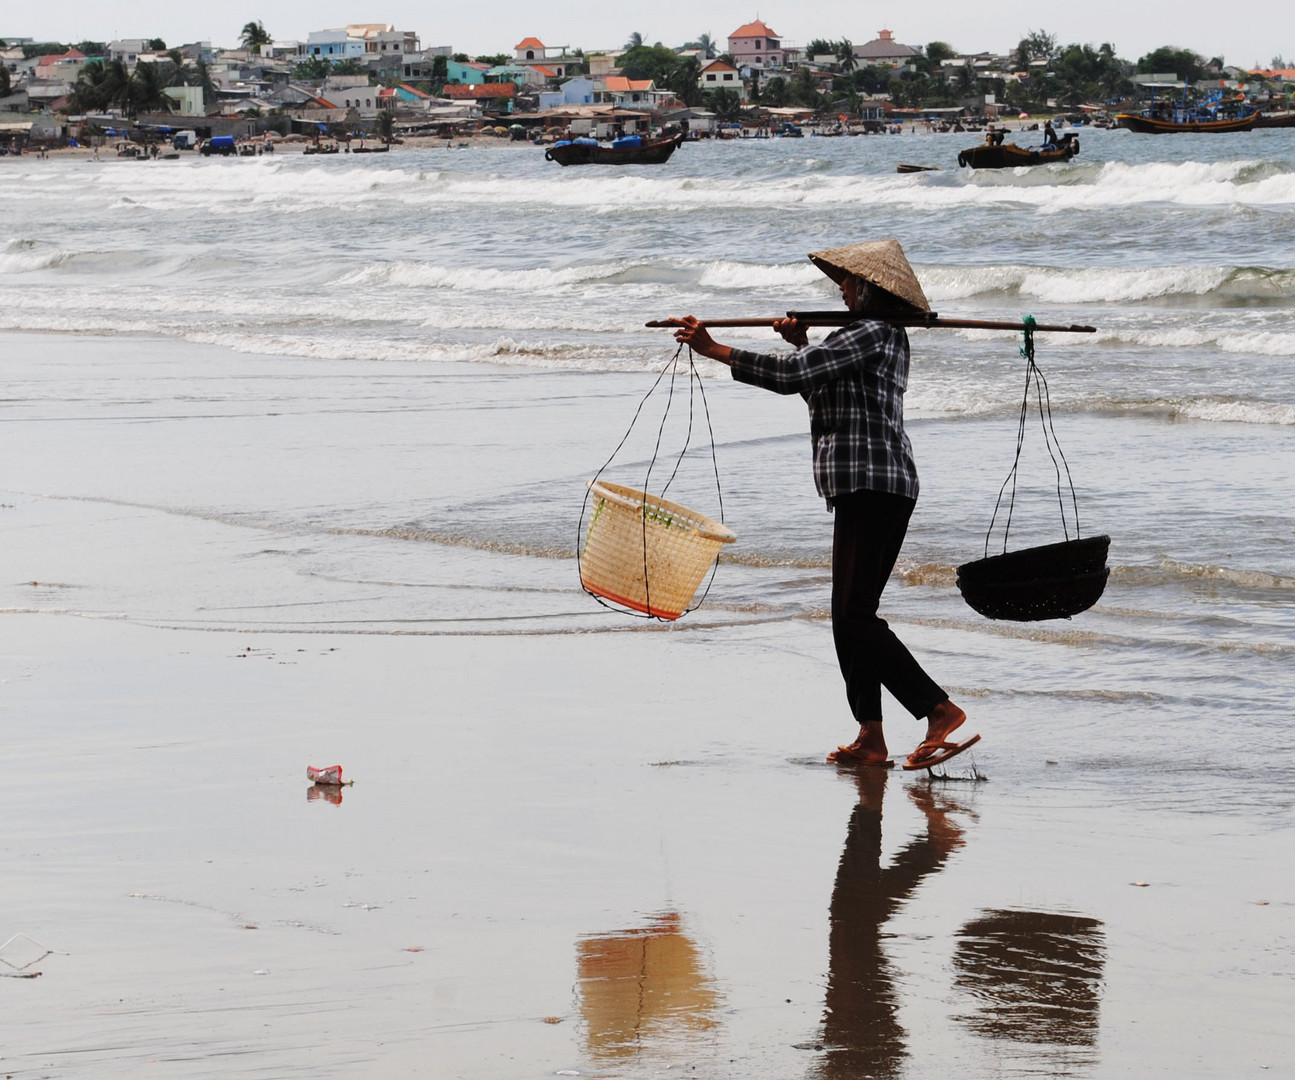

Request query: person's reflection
[
  {"left": 953, "top": 908, "right": 1105, "bottom": 1050},
  {"left": 818, "top": 771, "right": 968, "bottom": 1079},
  {"left": 577, "top": 911, "right": 719, "bottom": 1061}
]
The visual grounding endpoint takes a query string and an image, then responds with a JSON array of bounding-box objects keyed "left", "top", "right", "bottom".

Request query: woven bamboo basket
[{"left": 580, "top": 481, "right": 736, "bottom": 620}]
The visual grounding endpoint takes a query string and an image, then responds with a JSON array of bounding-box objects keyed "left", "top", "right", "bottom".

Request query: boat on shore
[
  {"left": 957, "top": 134, "right": 1079, "bottom": 169},
  {"left": 544, "top": 133, "right": 683, "bottom": 166}
]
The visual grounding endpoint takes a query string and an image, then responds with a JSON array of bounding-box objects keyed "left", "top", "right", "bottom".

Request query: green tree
[
  {"left": 1014, "top": 30, "right": 1058, "bottom": 69},
  {"left": 75, "top": 40, "right": 107, "bottom": 57},
  {"left": 666, "top": 55, "right": 703, "bottom": 106},
  {"left": 805, "top": 38, "right": 834, "bottom": 61},
  {"left": 0, "top": 65, "right": 10, "bottom": 97},
  {"left": 473, "top": 54, "right": 509, "bottom": 66},
  {"left": 920, "top": 41, "right": 956, "bottom": 76},
  {"left": 789, "top": 65, "right": 823, "bottom": 109},
  {"left": 697, "top": 32, "right": 716, "bottom": 59},
  {"left": 1053, "top": 43, "right": 1102, "bottom": 105},
  {"left": 452, "top": 52, "right": 470, "bottom": 62},
  {"left": 432, "top": 54, "right": 448, "bottom": 80},
  {"left": 147, "top": 38, "right": 167, "bottom": 51},
  {"left": 836, "top": 40, "right": 856, "bottom": 72},
  {"left": 707, "top": 86, "right": 741, "bottom": 121},
  {"left": 761, "top": 75, "right": 787, "bottom": 106},
  {"left": 69, "top": 58, "right": 130, "bottom": 112},
  {"left": 377, "top": 107, "right": 394, "bottom": 141},
  {"left": 852, "top": 64, "right": 893, "bottom": 95},
  {"left": 193, "top": 58, "right": 217, "bottom": 103},
  {"left": 619, "top": 43, "right": 683, "bottom": 82},
  {"left": 128, "top": 60, "right": 169, "bottom": 114},
  {"left": 626, "top": 31, "right": 644, "bottom": 49},
  {"left": 1137, "top": 45, "right": 1205, "bottom": 82},
  {"left": 23, "top": 42, "right": 72, "bottom": 59},
  {"left": 295, "top": 56, "right": 333, "bottom": 80},
  {"left": 240, "top": 21, "right": 272, "bottom": 52}
]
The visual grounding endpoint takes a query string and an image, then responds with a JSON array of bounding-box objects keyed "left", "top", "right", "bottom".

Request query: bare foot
[
  {"left": 922, "top": 700, "right": 966, "bottom": 746},
  {"left": 827, "top": 721, "right": 889, "bottom": 765}
]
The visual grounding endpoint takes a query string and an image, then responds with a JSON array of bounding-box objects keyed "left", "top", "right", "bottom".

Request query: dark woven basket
[{"left": 957, "top": 535, "right": 1110, "bottom": 622}]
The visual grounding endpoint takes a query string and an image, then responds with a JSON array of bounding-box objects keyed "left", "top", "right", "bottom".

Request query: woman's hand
[
  {"left": 667, "top": 317, "right": 731, "bottom": 364},
  {"left": 773, "top": 316, "right": 809, "bottom": 347}
]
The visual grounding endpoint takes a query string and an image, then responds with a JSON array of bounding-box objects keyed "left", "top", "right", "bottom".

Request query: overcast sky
[{"left": 11, "top": 2, "right": 1289, "bottom": 70}]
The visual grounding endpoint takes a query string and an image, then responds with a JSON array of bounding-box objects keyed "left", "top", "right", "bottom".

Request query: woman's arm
[{"left": 667, "top": 315, "right": 807, "bottom": 365}]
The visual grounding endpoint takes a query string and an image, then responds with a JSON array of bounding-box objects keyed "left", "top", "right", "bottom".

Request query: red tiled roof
[
  {"left": 442, "top": 83, "right": 515, "bottom": 99},
  {"left": 603, "top": 76, "right": 654, "bottom": 92},
  {"left": 533, "top": 65, "right": 557, "bottom": 77},
  {"left": 700, "top": 60, "right": 737, "bottom": 73},
  {"left": 37, "top": 48, "right": 86, "bottom": 66},
  {"left": 729, "top": 20, "right": 777, "bottom": 39},
  {"left": 515, "top": 37, "right": 545, "bottom": 50},
  {"left": 398, "top": 82, "right": 429, "bottom": 98}
]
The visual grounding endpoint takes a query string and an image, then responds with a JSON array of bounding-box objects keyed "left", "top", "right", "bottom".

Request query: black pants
[{"left": 832, "top": 490, "right": 947, "bottom": 726}]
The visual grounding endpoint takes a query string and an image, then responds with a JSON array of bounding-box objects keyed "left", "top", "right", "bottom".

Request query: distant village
[{"left": 1, "top": 18, "right": 1292, "bottom": 151}]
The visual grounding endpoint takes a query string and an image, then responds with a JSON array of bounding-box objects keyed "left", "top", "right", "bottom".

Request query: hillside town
[{"left": 1, "top": 18, "right": 1292, "bottom": 151}]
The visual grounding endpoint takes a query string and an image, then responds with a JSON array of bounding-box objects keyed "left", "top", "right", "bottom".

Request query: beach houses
[
  {"left": 698, "top": 60, "right": 747, "bottom": 101},
  {"left": 298, "top": 25, "right": 418, "bottom": 64},
  {"left": 726, "top": 20, "right": 797, "bottom": 71},
  {"left": 852, "top": 30, "right": 920, "bottom": 70},
  {"left": 511, "top": 37, "right": 575, "bottom": 79}
]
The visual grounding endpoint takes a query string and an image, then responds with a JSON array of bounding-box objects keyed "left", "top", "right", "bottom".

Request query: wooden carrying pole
[{"left": 646, "top": 311, "right": 1097, "bottom": 333}]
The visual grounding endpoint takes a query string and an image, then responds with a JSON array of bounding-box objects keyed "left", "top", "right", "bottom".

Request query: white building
[
  {"left": 512, "top": 37, "right": 575, "bottom": 79},
  {"left": 108, "top": 39, "right": 153, "bottom": 66},
  {"left": 698, "top": 60, "right": 747, "bottom": 100}
]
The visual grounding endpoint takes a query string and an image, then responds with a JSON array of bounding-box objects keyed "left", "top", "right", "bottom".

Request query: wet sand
[
  {"left": 2, "top": 330, "right": 1293, "bottom": 1077},
  {"left": 3, "top": 613, "right": 1292, "bottom": 1077}
]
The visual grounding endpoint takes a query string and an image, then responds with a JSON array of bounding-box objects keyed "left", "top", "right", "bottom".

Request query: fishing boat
[
  {"left": 1254, "top": 110, "right": 1295, "bottom": 128},
  {"left": 544, "top": 133, "right": 683, "bottom": 166},
  {"left": 1116, "top": 111, "right": 1257, "bottom": 133},
  {"left": 1115, "top": 81, "right": 1258, "bottom": 132},
  {"left": 957, "top": 134, "right": 1078, "bottom": 169}
]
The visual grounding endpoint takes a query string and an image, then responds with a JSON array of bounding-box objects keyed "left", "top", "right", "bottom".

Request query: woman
[{"left": 669, "top": 239, "right": 979, "bottom": 770}]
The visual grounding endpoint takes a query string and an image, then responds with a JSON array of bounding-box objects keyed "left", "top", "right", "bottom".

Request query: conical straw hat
[{"left": 807, "top": 238, "right": 930, "bottom": 313}]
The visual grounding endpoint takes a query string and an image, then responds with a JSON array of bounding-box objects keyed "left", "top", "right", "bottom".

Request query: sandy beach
[{"left": 3, "top": 322, "right": 1293, "bottom": 1077}]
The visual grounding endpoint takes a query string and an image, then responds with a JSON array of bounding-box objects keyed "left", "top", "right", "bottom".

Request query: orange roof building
[{"left": 727, "top": 18, "right": 795, "bottom": 70}]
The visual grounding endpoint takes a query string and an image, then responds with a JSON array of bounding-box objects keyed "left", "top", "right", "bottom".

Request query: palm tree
[
  {"left": 193, "top": 59, "right": 217, "bottom": 106},
  {"left": 70, "top": 58, "right": 131, "bottom": 113},
  {"left": 836, "top": 39, "right": 857, "bottom": 72},
  {"left": 240, "top": 21, "right": 272, "bottom": 52},
  {"left": 128, "top": 61, "right": 170, "bottom": 115},
  {"left": 697, "top": 32, "right": 716, "bottom": 60},
  {"left": 626, "top": 31, "right": 643, "bottom": 50}
]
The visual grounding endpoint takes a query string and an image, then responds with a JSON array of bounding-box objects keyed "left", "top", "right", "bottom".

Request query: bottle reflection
[
  {"left": 818, "top": 772, "right": 968, "bottom": 1080},
  {"left": 954, "top": 908, "right": 1105, "bottom": 1052},
  {"left": 576, "top": 911, "right": 720, "bottom": 1061}
]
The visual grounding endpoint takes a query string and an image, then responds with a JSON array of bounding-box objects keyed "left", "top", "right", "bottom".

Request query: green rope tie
[{"left": 1019, "top": 314, "right": 1037, "bottom": 362}]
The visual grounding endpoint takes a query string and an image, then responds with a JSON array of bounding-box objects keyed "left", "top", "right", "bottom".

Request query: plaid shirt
[{"left": 728, "top": 319, "right": 919, "bottom": 502}]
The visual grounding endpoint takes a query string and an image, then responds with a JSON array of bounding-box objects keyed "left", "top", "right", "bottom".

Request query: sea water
[
  {"left": 2, "top": 129, "right": 1293, "bottom": 1074},
  {"left": 4, "top": 129, "right": 1294, "bottom": 772}
]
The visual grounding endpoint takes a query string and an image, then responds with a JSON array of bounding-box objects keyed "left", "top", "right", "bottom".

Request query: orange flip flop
[
  {"left": 902, "top": 734, "right": 982, "bottom": 771},
  {"left": 827, "top": 744, "right": 895, "bottom": 768}
]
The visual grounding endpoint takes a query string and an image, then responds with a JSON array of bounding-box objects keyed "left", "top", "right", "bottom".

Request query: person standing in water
[{"left": 669, "top": 239, "right": 979, "bottom": 770}]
